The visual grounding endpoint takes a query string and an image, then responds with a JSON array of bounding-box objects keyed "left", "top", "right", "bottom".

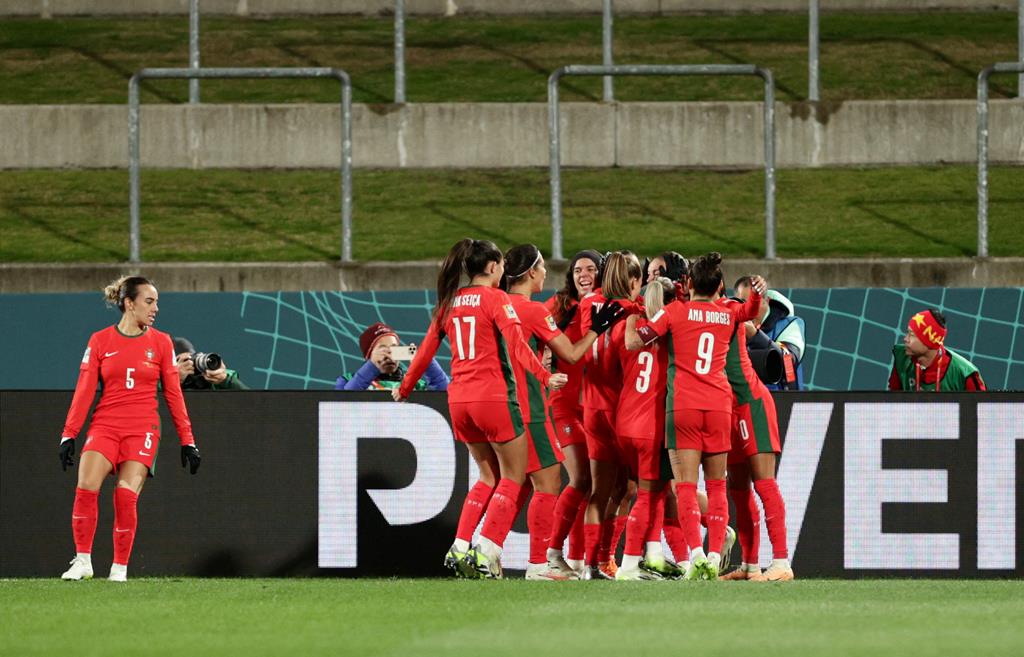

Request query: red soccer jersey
[
  {"left": 400, "top": 285, "right": 551, "bottom": 402},
  {"left": 578, "top": 290, "right": 626, "bottom": 412},
  {"left": 509, "top": 294, "right": 563, "bottom": 424},
  {"left": 613, "top": 317, "right": 668, "bottom": 440},
  {"left": 61, "top": 325, "right": 194, "bottom": 444},
  {"left": 638, "top": 292, "right": 761, "bottom": 413},
  {"left": 717, "top": 297, "right": 772, "bottom": 406},
  {"left": 545, "top": 295, "right": 584, "bottom": 418}
]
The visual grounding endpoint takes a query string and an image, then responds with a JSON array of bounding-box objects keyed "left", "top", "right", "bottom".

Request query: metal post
[
  {"left": 395, "top": 0, "right": 406, "bottom": 104},
  {"left": 603, "top": 0, "right": 614, "bottom": 102},
  {"left": 189, "top": 0, "right": 200, "bottom": 104},
  {"left": 977, "top": 62, "right": 1024, "bottom": 259},
  {"left": 808, "top": 0, "right": 819, "bottom": 102},
  {"left": 549, "top": 64, "right": 777, "bottom": 261},
  {"left": 129, "top": 67, "right": 354, "bottom": 262},
  {"left": 1018, "top": 0, "right": 1023, "bottom": 97}
]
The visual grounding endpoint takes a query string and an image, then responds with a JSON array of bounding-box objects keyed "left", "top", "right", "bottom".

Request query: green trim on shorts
[
  {"left": 749, "top": 397, "right": 775, "bottom": 454},
  {"left": 664, "top": 333, "right": 678, "bottom": 450},
  {"left": 524, "top": 335, "right": 549, "bottom": 424},
  {"left": 495, "top": 329, "right": 526, "bottom": 437},
  {"left": 725, "top": 330, "right": 755, "bottom": 405},
  {"left": 527, "top": 421, "right": 560, "bottom": 470}
]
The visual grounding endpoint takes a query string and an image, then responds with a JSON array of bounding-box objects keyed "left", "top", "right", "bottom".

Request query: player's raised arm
[{"left": 395, "top": 320, "right": 443, "bottom": 401}]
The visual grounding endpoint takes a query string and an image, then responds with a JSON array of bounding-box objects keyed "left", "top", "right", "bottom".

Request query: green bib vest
[{"left": 891, "top": 345, "right": 979, "bottom": 392}]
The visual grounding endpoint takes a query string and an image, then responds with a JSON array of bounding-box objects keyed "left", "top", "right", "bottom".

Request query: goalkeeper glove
[
  {"left": 59, "top": 438, "right": 75, "bottom": 472},
  {"left": 181, "top": 444, "right": 201, "bottom": 474},
  {"left": 590, "top": 301, "right": 625, "bottom": 335},
  {"left": 556, "top": 304, "right": 578, "bottom": 331}
]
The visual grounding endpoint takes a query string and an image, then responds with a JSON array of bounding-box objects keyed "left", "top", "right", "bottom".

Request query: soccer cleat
[
  {"left": 640, "top": 556, "right": 683, "bottom": 580},
  {"left": 525, "top": 562, "right": 572, "bottom": 581},
  {"left": 545, "top": 552, "right": 580, "bottom": 580},
  {"left": 598, "top": 560, "right": 618, "bottom": 579},
  {"left": 61, "top": 555, "right": 93, "bottom": 581},
  {"left": 719, "top": 566, "right": 765, "bottom": 581},
  {"left": 462, "top": 546, "right": 503, "bottom": 580},
  {"left": 762, "top": 563, "right": 795, "bottom": 582},
  {"left": 720, "top": 526, "right": 737, "bottom": 572},
  {"left": 443, "top": 546, "right": 468, "bottom": 577},
  {"left": 108, "top": 563, "right": 128, "bottom": 583},
  {"left": 684, "top": 554, "right": 718, "bottom": 581},
  {"left": 616, "top": 564, "right": 661, "bottom": 581},
  {"left": 582, "top": 564, "right": 614, "bottom": 580}
]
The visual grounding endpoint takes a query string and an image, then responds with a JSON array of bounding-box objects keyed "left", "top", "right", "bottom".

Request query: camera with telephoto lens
[{"left": 191, "top": 352, "right": 222, "bottom": 375}]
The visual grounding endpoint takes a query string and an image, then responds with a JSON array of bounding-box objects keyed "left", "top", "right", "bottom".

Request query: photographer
[
  {"left": 172, "top": 337, "right": 249, "bottom": 391},
  {"left": 336, "top": 322, "right": 449, "bottom": 392},
  {"left": 735, "top": 278, "right": 805, "bottom": 391}
]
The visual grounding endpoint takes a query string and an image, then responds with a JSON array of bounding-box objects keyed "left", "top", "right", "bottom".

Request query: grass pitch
[
  {"left": 0, "top": 579, "right": 1020, "bottom": 656},
  {"left": 1, "top": 165, "right": 1022, "bottom": 262}
]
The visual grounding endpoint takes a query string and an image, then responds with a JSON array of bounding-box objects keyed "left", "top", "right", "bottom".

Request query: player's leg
[
  {"left": 548, "top": 439, "right": 589, "bottom": 574},
  {"left": 618, "top": 476, "right": 664, "bottom": 580},
  {"left": 583, "top": 409, "right": 619, "bottom": 579},
  {"left": 602, "top": 474, "right": 634, "bottom": 578},
  {"left": 699, "top": 451, "right": 729, "bottom": 580},
  {"left": 722, "top": 461, "right": 763, "bottom": 580},
  {"left": 751, "top": 452, "right": 793, "bottom": 581},
  {"left": 526, "top": 464, "right": 572, "bottom": 580},
  {"left": 108, "top": 460, "right": 147, "bottom": 582},
  {"left": 469, "top": 429, "right": 528, "bottom": 579},
  {"left": 445, "top": 403, "right": 497, "bottom": 576},
  {"left": 670, "top": 447, "right": 704, "bottom": 579},
  {"left": 62, "top": 449, "right": 113, "bottom": 580}
]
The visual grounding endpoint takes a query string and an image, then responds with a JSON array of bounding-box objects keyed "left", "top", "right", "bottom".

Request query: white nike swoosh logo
[
  {"left": 115, "top": 528, "right": 131, "bottom": 533},
  {"left": 104, "top": 352, "right": 118, "bottom": 357},
  {"left": 72, "top": 515, "right": 88, "bottom": 519},
  {"left": 138, "top": 451, "right": 151, "bottom": 456}
]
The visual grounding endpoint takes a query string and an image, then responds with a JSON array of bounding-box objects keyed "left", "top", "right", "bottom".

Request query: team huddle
[{"left": 395, "top": 239, "right": 793, "bottom": 582}]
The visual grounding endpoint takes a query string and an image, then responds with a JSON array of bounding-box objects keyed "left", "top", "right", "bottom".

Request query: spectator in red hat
[
  {"left": 888, "top": 309, "right": 985, "bottom": 392},
  {"left": 335, "top": 322, "right": 449, "bottom": 392}
]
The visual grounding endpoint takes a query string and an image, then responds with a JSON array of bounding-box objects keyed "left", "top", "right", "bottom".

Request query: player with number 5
[
  {"left": 59, "top": 276, "right": 200, "bottom": 583},
  {"left": 626, "top": 253, "right": 765, "bottom": 581}
]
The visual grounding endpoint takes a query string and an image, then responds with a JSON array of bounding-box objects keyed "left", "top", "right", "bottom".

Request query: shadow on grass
[
  {"left": 69, "top": 46, "right": 182, "bottom": 104},
  {"left": 3, "top": 203, "right": 126, "bottom": 260},
  {"left": 275, "top": 44, "right": 392, "bottom": 104},
  {"left": 632, "top": 201, "right": 761, "bottom": 255},
  {"left": 692, "top": 39, "right": 804, "bottom": 101},
  {"left": 848, "top": 200, "right": 974, "bottom": 256}
]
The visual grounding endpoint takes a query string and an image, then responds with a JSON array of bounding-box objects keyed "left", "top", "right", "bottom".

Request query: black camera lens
[{"left": 192, "top": 352, "right": 222, "bottom": 374}]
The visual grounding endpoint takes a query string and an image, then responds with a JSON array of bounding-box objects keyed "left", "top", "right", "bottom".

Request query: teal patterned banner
[{"left": 3, "top": 288, "right": 1022, "bottom": 391}]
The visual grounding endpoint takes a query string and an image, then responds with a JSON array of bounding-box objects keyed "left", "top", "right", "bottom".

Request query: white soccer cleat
[
  {"left": 525, "top": 562, "right": 572, "bottom": 581},
  {"left": 61, "top": 554, "right": 93, "bottom": 581},
  {"left": 108, "top": 563, "right": 128, "bottom": 582},
  {"left": 720, "top": 526, "right": 737, "bottom": 572},
  {"left": 615, "top": 565, "right": 660, "bottom": 581},
  {"left": 545, "top": 550, "right": 580, "bottom": 580}
]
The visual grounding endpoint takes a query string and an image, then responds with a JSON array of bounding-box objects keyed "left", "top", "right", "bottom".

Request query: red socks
[
  {"left": 548, "top": 485, "right": 586, "bottom": 551},
  {"left": 705, "top": 479, "right": 728, "bottom": 556},
  {"left": 730, "top": 485, "right": 761, "bottom": 564},
  {"left": 583, "top": 523, "right": 601, "bottom": 566},
  {"left": 568, "top": 499, "right": 587, "bottom": 561},
  {"left": 71, "top": 487, "right": 99, "bottom": 554},
  {"left": 624, "top": 489, "right": 653, "bottom": 556},
  {"left": 674, "top": 482, "right": 702, "bottom": 554},
  {"left": 645, "top": 489, "right": 666, "bottom": 543},
  {"left": 611, "top": 514, "right": 627, "bottom": 559},
  {"left": 596, "top": 518, "right": 616, "bottom": 563},
  {"left": 112, "top": 487, "right": 139, "bottom": 566},
  {"left": 456, "top": 481, "right": 495, "bottom": 543},
  {"left": 527, "top": 492, "right": 557, "bottom": 564},
  {"left": 480, "top": 479, "right": 522, "bottom": 548},
  {"left": 754, "top": 478, "right": 788, "bottom": 559}
]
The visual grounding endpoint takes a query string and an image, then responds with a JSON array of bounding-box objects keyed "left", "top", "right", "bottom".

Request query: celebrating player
[
  {"left": 502, "top": 244, "right": 623, "bottom": 580},
  {"left": 545, "top": 250, "right": 603, "bottom": 573},
  {"left": 59, "top": 276, "right": 201, "bottom": 582},
  {"left": 395, "top": 238, "right": 567, "bottom": 579},
  {"left": 626, "top": 253, "right": 765, "bottom": 580}
]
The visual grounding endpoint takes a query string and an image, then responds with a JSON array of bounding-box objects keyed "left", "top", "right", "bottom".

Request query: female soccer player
[
  {"left": 578, "top": 251, "right": 643, "bottom": 579},
  {"left": 626, "top": 253, "right": 766, "bottom": 580},
  {"left": 718, "top": 290, "right": 792, "bottom": 581},
  {"left": 59, "top": 276, "right": 200, "bottom": 582},
  {"left": 395, "top": 238, "right": 567, "bottom": 579},
  {"left": 502, "top": 244, "right": 623, "bottom": 580},
  {"left": 545, "top": 250, "right": 603, "bottom": 572}
]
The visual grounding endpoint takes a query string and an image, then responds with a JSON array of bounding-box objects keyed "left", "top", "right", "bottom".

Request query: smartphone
[{"left": 389, "top": 345, "right": 417, "bottom": 361}]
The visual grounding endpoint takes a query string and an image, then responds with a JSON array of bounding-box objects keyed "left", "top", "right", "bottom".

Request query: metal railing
[
  {"left": 189, "top": 0, "right": 200, "bottom": 103},
  {"left": 548, "top": 64, "right": 777, "bottom": 261},
  {"left": 602, "top": 0, "right": 614, "bottom": 102},
  {"left": 809, "top": 0, "right": 820, "bottom": 102},
  {"left": 128, "top": 67, "right": 354, "bottom": 263},
  {"left": 976, "top": 61, "right": 1024, "bottom": 259},
  {"left": 395, "top": 0, "right": 406, "bottom": 104}
]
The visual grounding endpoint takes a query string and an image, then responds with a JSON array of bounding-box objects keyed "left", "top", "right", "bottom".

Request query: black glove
[
  {"left": 556, "top": 304, "right": 578, "bottom": 332},
  {"left": 59, "top": 438, "right": 75, "bottom": 472},
  {"left": 590, "top": 301, "right": 625, "bottom": 336},
  {"left": 181, "top": 444, "right": 201, "bottom": 475}
]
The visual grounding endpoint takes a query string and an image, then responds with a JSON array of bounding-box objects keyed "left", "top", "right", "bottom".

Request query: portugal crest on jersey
[{"left": 145, "top": 348, "right": 155, "bottom": 361}]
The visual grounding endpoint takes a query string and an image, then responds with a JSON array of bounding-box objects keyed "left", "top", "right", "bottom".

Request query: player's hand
[
  {"left": 750, "top": 275, "right": 768, "bottom": 296},
  {"left": 547, "top": 373, "right": 568, "bottom": 390},
  {"left": 556, "top": 305, "right": 578, "bottom": 331},
  {"left": 59, "top": 438, "right": 75, "bottom": 471},
  {"left": 202, "top": 363, "right": 228, "bottom": 385},
  {"left": 673, "top": 280, "right": 688, "bottom": 303},
  {"left": 590, "top": 301, "right": 625, "bottom": 335},
  {"left": 175, "top": 353, "right": 194, "bottom": 383},
  {"left": 181, "top": 444, "right": 201, "bottom": 474},
  {"left": 392, "top": 388, "right": 407, "bottom": 402}
]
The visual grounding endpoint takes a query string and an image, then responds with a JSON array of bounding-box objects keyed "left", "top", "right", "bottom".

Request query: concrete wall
[
  {"left": 2, "top": 258, "right": 1022, "bottom": 292},
  {"left": 2, "top": 101, "right": 1022, "bottom": 169},
  {"left": 3, "top": 0, "right": 1016, "bottom": 16}
]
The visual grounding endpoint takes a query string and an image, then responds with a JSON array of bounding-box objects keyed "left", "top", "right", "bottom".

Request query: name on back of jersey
[
  {"left": 688, "top": 307, "right": 730, "bottom": 325},
  {"left": 453, "top": 293, "right": 481, "bottom": 308}
]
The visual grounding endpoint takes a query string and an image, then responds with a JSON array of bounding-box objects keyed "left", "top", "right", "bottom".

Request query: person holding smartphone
[{"left": 335, "top": 322, "right": 449, "bottom": 392}]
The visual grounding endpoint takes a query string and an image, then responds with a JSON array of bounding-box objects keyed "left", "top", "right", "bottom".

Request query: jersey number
[
  {"left": 591, "top": 303, "right": 604, "bottom": 361},
  {"left": 453, "top": 316, "right": 477, "bottom": 360},
  {"left": 635, "top": 351, "right": 654, "bottom": 393},
  {"left": 695, "top": 332, "right": 714, "bottom": 374},
  {"left": 125, "top": 368, "right": 136, "bottom": 389},
  {"left": 738, "top": 419, "right": 750, "bottom": 441},
  {"left": 144, "top": 432, "right": 154, "bottom": 449}
]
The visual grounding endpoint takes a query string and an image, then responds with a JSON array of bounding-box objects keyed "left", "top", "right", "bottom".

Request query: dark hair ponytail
[
  {"left": 434, "top": 238, "right": 503, "bottom": 330},
  {"left": 500, "top": 244, "right": 542, "bottom": 292},
  {"left": 689, "top": 251, "right": 724, "bottom": 297}
]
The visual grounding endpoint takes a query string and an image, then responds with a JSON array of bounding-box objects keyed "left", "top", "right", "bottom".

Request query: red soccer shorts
[
  {"left": 618, "top": 434, "right": 671, "bottom": 481},
  {"left": 449, "top": 401, "right": 523, "bottom": 444},
  {"left": 668, "top": 409, "right": 731, "bottom": 454},
  {"left": 526, "top": 420, "right": 565, "bottom": 473},
  {"left": 81, "top": 423, "right": 160, "bottom": 472},
  {"left": 552, "top": 413, "right": 587, "bottom": 448},
  {"left": 728, "top": 395, "right": 782, "bottom": 465},
  {"left": 584, "top": 407, "right": 621, "bottom": 463}
]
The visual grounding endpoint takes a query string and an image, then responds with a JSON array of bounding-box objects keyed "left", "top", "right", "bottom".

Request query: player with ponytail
[{"left": 396, "top": 239, "right": 567, "bottom": 579}]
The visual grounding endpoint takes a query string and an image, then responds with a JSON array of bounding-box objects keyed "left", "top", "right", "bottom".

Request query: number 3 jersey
[
  {"left": 613, "top": 316, "right": 668, "bottom": 440},
  {"left": 61, "top": 325, "right": 194, "bottom": 444},
  {"left": 637, "top": 294, "right": 761, "bottom": 413},
  {"left": 400, "top": 285, "right": 552, "bottom": 403}
]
